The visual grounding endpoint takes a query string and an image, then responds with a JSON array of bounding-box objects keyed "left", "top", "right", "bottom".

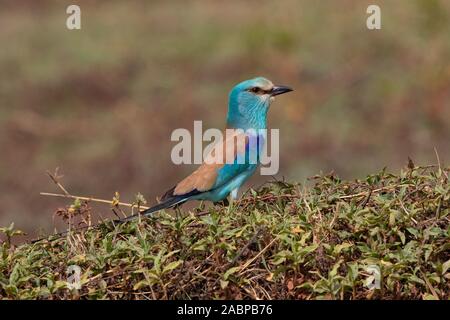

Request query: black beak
[{"left": 270, "top": 85, "right": 293, "bottom": 96}]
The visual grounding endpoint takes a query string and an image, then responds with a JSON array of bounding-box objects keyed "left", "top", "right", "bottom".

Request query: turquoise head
[{"left": 226, "top": 77, "right": 292, "bottom": 130}]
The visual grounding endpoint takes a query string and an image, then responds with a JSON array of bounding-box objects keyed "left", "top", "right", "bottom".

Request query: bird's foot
[
  {"left": 213, "top": 198, "right": 230, "bottom": 207},
  {"left": 174, "top": 205, "right": 184, "bottom": 220}
]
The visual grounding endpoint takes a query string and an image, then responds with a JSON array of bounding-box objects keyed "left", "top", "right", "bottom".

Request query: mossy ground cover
[{"left": 1, "top": 165, "right": 449, "bottom": 299}]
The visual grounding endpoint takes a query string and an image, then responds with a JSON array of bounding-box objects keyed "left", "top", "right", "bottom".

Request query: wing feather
[{"left": 173, "top": 131, "right": 249, "bottom": 195}]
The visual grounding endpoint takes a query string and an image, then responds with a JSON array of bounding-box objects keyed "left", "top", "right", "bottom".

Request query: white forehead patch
[{"left": 254, "top": 78, "right": 274, "bottom": 91}]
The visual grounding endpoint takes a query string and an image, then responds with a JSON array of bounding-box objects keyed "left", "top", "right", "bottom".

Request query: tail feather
[{"left": 117, "top": 187, "right": 201, "bottom": 223}]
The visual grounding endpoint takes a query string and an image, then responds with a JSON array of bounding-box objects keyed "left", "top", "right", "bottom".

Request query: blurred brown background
[{"left": 0, "top": 0, "right": 449, "bottom": 236}]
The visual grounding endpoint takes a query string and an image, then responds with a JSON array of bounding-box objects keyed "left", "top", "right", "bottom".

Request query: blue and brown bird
[{"left": 123, "top": 77, "right": 292, "bottom": 221}]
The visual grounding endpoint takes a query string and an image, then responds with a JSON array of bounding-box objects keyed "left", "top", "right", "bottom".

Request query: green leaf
[
  {"left": 389, "top": 210, "right": 399, "bottom": 226},
  {"left": 162, "top": 260, "right": 183, "bottom": 274},
  {"left": 329, "top": 260, "right": 343, "bottom": 277},
  {"left": 220, "top": 280, "right": 229, "bottom": 289},
  {"left": 442, "top": 259, "right": 450, "bottom": 275},
  {"left": 406, "top": 227, "right": 419, "bottom": 237},
  {"left": 133, "top": 280, "right": 149, "bottom": 291},
  {"left": 272, "top": 257, "right": 286, "bottom": 265},
  {"left": 300, "top": 244, "right": 319, "bottom": 255},
  {"left": 397, "top": 231, "right": 405, "bottom": 244},
  {"left": 422, "top": 293, "right": 439, "bottom": 300},
  {"left": 347, "top": 262, "right": 359, "bottom": 282},
  {"left": 424, "top": 246, "right": 433, "bottom": 262},
  {"left": 409, "top": 275, "right": 425, "bottom": 285},
  {"left": 333, "top": 242, "right": 353, "bottom": 255},
  {"left": 223, "top": 266, "right": 240, "bottom": 280},
  {"left": 54, "top": 281, "right": 68, "bottom": 290},
  {"left": 9, "top": 264, "right": 20, "bottom": 286}
]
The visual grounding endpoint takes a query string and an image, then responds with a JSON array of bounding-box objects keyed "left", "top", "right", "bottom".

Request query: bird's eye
[{"left": 249, "top": 87, "right": 262, "bottom": 94}]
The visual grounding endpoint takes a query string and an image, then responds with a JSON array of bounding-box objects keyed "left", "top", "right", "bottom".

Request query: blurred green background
[{"left": 0, "top": 0, "right": 449, "bottom": 235}]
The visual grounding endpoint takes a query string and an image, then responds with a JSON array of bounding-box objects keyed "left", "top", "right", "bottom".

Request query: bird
[{"left": 121, "top": 77, "right": 292, "bottom": 222}]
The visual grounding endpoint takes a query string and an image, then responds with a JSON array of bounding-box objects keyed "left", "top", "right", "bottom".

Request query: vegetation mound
[{"left": 1, "top": 165, "right": 449, "bottom": 299}]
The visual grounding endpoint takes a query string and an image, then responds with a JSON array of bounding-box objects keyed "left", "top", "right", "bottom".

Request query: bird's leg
[
  {"left": 173, "top": 203, "right": 184, "bottom": 220},
  {"left": 213, "top": 198, "right": 229, "bottom": 207},
  {"left": 173, "top": 202, "right": 183, "bottom": 210}
]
